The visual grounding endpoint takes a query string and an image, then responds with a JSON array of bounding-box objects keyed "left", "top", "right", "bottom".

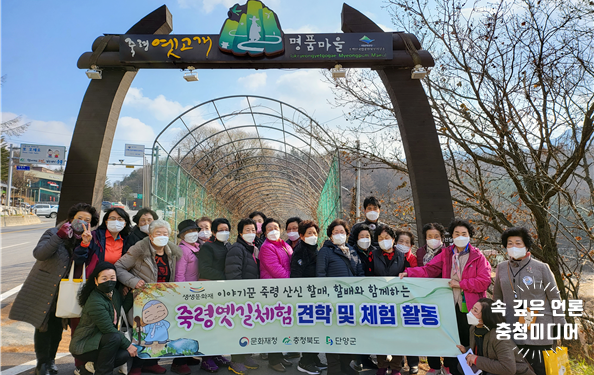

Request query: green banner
[{"left": 131, "top": 278, "right": 461, "bottom": 359}]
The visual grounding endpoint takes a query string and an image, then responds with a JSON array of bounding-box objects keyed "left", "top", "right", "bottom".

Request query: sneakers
[
  {"left": 228, "top": 362, "right": 248, "bottom": 375},
  {"left": 280, "top": 359, "right": 293, "bottom": 367},
  {"left": 141, "top": 365, "right": 167, "bottom": 374},
  {"left": 243, "top": 356, "right": 260, "bottom": 370},
  {"left": 297, "top": 362, "right": 321, "bottom": 375},
  {"left": 214, "top": 356, "right": 231, "bottom": 367},
  {"left": 201, "top": 358, "right": 219, "bottom": 373},
  {"left": 313, "top": 358, "right": 328, "bottom": 370},
  {"left": 171, "top": 364, "right": 191, "bottom": 375},
  {"left": 268, "top": 363, "right": 286, "bottom": 372},
  {"left": 48, "top": 360, "right": 58, "bottom": 375},
  {"left": 186, "top": 358, "right": 202, "bottom": 366},
  {"left": 285, "top": 353, "right": 301, "bottom": 359},
  {"left": 410, "top": 366, "right": 419, "bottom": 374},
  {"left": 376, "top": 369, "right": 388, "bottom": 375}
]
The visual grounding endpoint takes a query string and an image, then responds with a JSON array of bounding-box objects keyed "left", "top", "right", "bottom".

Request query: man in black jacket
[{"left": 347, "top": 196, "right": 384, "bottom": 248}]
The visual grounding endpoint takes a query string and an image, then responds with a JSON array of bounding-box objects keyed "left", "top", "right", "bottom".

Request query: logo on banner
[
  {"left": 326, "top": 336, "right": 333, "bottom": 345},
  {"left": 282, "top": 337, "right": 291, "bottom": 345},
  {"left": 239, "top": 337, "right": 249, "bottom": 347},
  {"left": 219, "top": 0, "right": 284, "bottom": 57}
]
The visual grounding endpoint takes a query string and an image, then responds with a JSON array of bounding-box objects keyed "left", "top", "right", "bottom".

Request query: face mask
[
  {"left": 242, "top": 233, "right": 256, "bottom": 244},
  {"left": 304, "top": 236, "right": 318, "bottom": 246},
  {"left": 332, "top": 233, "right": 347, "bottom": 246},
  {"left": 198, "top": 230, "right": 211, "bottom": 239},
  {"left": 454, "top": 236, "right": 470, "bottom": 248},
  {"left": 508, "top": 246, "right": 527, "bottom": 259},
  {"left": 140, "top": 224, "right": 150, "bottom": 234},
  {"left": 287, "top": 232, "right": 300, "bottom": 242},
  {"left": 466, "top": 311, "right": 480, "bottom": 326},
  {"left": 366, "top": 210, "right": 379, "bottom": 221},
  {"left": 357, "top": 238, "right": 371, "bottom": 250},
  {"left": 396, "top": 244, "right": 410, "bottom": 253},
  {"left": 184, "top": 232, "right": 199, "bottom": 243},
  {"left": 71, "top": 219, "right": 87, "bottom": 234},
  {"left": 107, "top": 220, "right": 125, "bottom": 233},
  {"left": 380, "top": 239, "right": 394, "bottom": 251},
  {"left": 216, "top": 231, "right": 230, "bottom": 242},
  {"left": 256, "top": 222, "right": 263, "bottom": 234},
  {"left": 427, "top": 239, "right": 442, "bottom": 249},
  {"left": 96, "top": 280, "right": 117, "bottom": 294},
  {"left": 152, "top": 236, "right": 169, "bottom": 247},
  {"left": 267, "top": 230, "right": 281, "bottom": 242}
]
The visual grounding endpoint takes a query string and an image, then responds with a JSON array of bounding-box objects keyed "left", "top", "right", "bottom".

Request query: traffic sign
[
  {"left": 137, "top": 194, "right": 143, "bottom": 199},
  {"left": 19, "top": 144, "right": 66, "bottom": 165},
  {"left": 125, "top": 144, "right": 145, "bottom": 157},
  {"left": 16, "top": 165, "right": 31, "bottom": 171}
]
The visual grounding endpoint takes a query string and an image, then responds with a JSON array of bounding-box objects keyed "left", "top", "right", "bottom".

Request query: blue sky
[{"left": 2, "top": 0, "right": 395, "bottom": 181}]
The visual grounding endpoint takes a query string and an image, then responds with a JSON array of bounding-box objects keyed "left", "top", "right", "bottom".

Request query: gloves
[{"left": 56, "top": 222, "right": 73, "bottom": 239}]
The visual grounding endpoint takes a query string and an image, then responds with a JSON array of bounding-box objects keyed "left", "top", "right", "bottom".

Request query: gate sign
[
  {"left": 20, "top": 144, "right": 66, "bottom": 165},
  {"left": 125, "top": 144, "right": 145, "bottom": 158},
  {"left": 16, "top": 165, "right": 31, "bottom": 171},
  {"left": 131, "top": 278, "right": 460, "bottom": 358}
]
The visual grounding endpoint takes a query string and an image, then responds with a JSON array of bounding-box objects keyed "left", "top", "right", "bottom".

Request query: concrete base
[{"left": 1, "top": 215, "right": 42, "bottom": 227}]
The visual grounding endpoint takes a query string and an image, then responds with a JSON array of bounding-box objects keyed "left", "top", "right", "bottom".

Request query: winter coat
[
  {"left": 467, "top": 326, "right": 536, "bottom": 375},
  {"left": 73, "top": 229, "right": 127, "bottom": 275},
  {"left": 355, "top": 245, "right": 377, "bottom": 276},
  {"left": 115, "top": 237, "right": 182, "bottom": 288},
  {"left": 371, "top": 248, "right": 410, "bottom": 276},
  {"left": 69, "top": 288, "right": 132, "bottom": 356},
  {"left": 259, "top": 239, "right": 293, "bottom": 279},
  {"left": 416, "top": 244, "right": 444, "bottom": 267},
  {"left": 198, "top": 240, "right": 230, "bottom": 280},
  {"left": 347, "top": 220, "right": 385, "bottom": 247},
  {"left": 123, "top": 226, "right": 147, "bottom": 254},
  {"left": 225, "top": 236, "right": 259, "bottom": 280},
  {"left": 175, "top": 240, "right": 200, "bottom": 282},
  {"left": 9, "top": 227, "right": 78, "bottom": 329},
  {"left": 317, "top": 240, "right": 364, "bottom": 277},
  {"left": 290, "top": 241, "right": 318, "bottom": 278},
  {"left": 406, "top": 244, "right": 491, "bottom": 309},
  {"left": 493, "top": 255, "right": 566, "bottom": 346}
]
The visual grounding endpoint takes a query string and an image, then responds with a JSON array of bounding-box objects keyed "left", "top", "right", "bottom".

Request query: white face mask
[
  {"left": 427, "top": 238, "right": 442, "bottom": 249},
  {"left": 198, "top": 230, "right": 211, "bottom": 239},
  {"left": 466, "top": 311, "right": 480, "bottom": 326},
  {"left": 366, "top": 210, "right": 379, "bottom": 221},
  {"left": 184, "top": 232, "right": 199, "bottom": 244},
  {"left": 107, "top": 220, "right": 125, "bottom": 233},
  {"left": 287, "top": 231, "right": 300, "bottom": 241},
  {"left": 507, "top": 246, "right": 527, "bottom": 259},
  {"left": 152, "top": 235, "right": 169, "bottom": 247},
  {"left": 357, "top": 238, "right": 371, "bottom": 250},
  {"left": 379, "top": 239, "right": 394, "bottom": 251},
  {"left": 140, "top": 224, "right": 150, "bottom": 234},
  {"left": 242, "top": 233, "right": 256, "bottom": 244},
  {"left": 396, "top": 244, "right": 410, "bottom": 253},
  {"left": 332, "top": 233, "right": 347, "bottom": 245},
  {"left": 216, "top": 231, "right": 230, "bottom": 242},
  {"left": 454, "top": 236, "right": 470, "bottom": 248},
  {"left": 267, "top": 230, "right": 281, "bottom": 242},
  {"left": 304, "top": 236, "right": 318, "bottom": 246}
]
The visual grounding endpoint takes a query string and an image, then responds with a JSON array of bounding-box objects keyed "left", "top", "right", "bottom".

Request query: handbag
[
  {"left": 55, "top": 262, "right": 85, "bottom": 318},
  {"left": 117, "top": 306, "right": 132, "bottom": 374},
  {"left": 544, "top": 347, "right": 571, "bottom": 375}
]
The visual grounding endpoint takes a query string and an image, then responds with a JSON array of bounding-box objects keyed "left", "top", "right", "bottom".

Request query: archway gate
[
  {"left": 59, "top": 2, "right": 455, "bottom": 240},
  {"left": 151, "top": 95, "right": 342, "bottom": 234}
]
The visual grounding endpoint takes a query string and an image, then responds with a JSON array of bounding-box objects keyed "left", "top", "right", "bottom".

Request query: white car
[{"left": 34, "top": 204, "right": 58, "bottom": 218}]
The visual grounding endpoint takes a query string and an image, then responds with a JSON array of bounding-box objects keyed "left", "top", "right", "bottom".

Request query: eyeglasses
[{"left": 107, "top": 217, "right": 125, "bottom": 222}]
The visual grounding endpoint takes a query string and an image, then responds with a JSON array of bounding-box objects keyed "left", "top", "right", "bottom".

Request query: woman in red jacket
[{"left": 399, "top": 219, "right": 491, "bottom": 375}]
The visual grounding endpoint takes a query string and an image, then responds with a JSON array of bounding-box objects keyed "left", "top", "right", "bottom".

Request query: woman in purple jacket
[
  {"left": 400, "top": 219, "right": 491, "bottom": 375},
  {"left": 259, "top": 218, "right": 295, "bottom": 372}
]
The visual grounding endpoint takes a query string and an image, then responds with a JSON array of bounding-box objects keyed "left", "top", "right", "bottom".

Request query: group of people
[{"left": 9, "top": 196, "right": 565, "bottom": 375}]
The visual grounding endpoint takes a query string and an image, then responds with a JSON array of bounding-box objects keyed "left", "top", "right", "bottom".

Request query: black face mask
[{"left": 97, "top": 280, "right": 117, "bottom": 294}]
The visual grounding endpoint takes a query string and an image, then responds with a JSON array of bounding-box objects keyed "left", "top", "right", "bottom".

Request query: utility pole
[
  {"left": 355, "top": 140, "right": 361, "bottom": 219},
  {"left": 6, "top": 144, "right": 15, "bottom": 207}
]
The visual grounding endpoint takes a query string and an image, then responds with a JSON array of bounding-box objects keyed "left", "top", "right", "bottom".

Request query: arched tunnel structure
[{"left": 151, "top": 95, "right": 341, "bottom": 232}]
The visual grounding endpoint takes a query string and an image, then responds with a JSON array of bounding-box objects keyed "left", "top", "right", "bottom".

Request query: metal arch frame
[
  {"left": 224, "top": 180, "right": 319, "bottom": 213},
  {"left": 218, "top": 175, "right": 318, "bottom": 209},
  {"left": 234, "top": 187, "right": 317, "bottom": 216}
]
